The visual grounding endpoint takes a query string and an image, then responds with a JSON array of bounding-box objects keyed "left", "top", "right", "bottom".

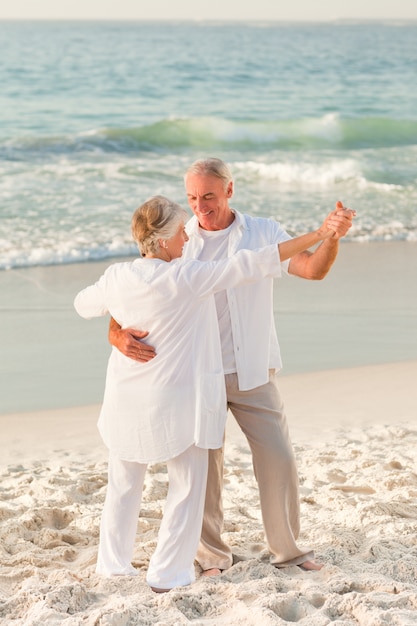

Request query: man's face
[{"left": 185, "top": 173, "right": 234, "bottom": 231}]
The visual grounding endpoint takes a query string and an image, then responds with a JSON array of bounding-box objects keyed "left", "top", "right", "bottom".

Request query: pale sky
[{"left": 1, "top": 0, "right": 417, "bottom": 22}]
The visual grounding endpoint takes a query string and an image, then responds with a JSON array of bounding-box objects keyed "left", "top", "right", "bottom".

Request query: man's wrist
[
  {"left": 108, "top": 326, "right": 120, "bottom": 346},
  {"left": 321, "top": 234, "right": 339, "bottom": 246}
]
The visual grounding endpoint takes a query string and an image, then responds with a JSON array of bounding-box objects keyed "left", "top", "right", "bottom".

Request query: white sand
[{"left": 1, "top": 361, "right": 417, "bottom": 625}]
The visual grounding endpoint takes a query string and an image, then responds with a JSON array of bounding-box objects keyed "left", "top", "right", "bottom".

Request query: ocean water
[{"left": 1, "top": 20, "right": 417, "bottom": 270}]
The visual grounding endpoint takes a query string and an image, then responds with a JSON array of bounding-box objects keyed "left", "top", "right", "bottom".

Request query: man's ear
[{"left": 226, "top": 181, "right": 234, "bottom": 198}]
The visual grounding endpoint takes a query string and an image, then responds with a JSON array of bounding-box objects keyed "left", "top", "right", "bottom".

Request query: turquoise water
[{"left": 1, "top": 20, "right": 417, "bottom": 269}]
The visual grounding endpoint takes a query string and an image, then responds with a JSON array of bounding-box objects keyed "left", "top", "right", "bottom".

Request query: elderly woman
[{"left": 74, "top": 195, "right": 336, "bottom": 592}]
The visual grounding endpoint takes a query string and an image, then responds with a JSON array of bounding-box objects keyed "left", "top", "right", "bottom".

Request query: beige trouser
[{"left": 196, "top": 370, "right": 313, "bottom": 570}]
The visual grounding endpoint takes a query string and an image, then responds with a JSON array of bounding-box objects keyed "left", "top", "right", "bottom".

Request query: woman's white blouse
[{"left": 74, "top": 245, "right": 281, "bottom": 463}]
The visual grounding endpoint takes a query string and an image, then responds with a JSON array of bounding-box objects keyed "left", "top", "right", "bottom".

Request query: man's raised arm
[{"left": 288, "top": 201, "right": 355, "bottom": 280}]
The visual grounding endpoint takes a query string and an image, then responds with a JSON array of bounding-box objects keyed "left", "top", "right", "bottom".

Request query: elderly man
[{"left": 108, "top": 158, "right": 354, "bottom": 574}]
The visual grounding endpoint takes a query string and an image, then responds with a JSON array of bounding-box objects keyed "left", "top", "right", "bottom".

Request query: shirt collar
[{"left": 186, "top": 209, "right": 248, "bottom": 239}]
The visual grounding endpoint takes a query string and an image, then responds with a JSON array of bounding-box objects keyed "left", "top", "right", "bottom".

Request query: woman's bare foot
[
  {"left": 298, "top": 560, "right": 323, "bottom": 571},
  {"left": 201, "top": 568, "right": 223, "bottom": 577}
]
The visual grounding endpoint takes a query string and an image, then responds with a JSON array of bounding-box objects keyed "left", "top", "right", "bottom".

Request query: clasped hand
[{"left": 321, "top": 200, "right": 356, "bottom": 240}]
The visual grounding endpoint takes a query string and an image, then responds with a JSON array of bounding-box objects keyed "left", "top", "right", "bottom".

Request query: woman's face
[{"left": 164, "top": 221, "right": 189, "bottom": 259}]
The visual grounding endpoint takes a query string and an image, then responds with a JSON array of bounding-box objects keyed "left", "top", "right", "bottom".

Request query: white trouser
[{"left": 96, "top": 444, "right": 208, "bottom": 590}]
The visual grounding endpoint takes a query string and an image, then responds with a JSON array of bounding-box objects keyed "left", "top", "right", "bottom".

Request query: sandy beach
[
  {"left": 1, "top": 362, "right": 417, "bottom": 625},
  {"left": 1, "top": 241, "right": 417, "bottom": 624}
]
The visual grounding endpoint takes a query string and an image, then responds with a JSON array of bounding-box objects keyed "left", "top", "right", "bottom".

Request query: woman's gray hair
[
  {"left": 184, "top": 157, "right": 233, "bottom": 189},
  {"left": 131, "top": 195, "right": 188, "bottom": 256}
]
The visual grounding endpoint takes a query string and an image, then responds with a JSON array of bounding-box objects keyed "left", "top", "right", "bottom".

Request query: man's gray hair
[{"left": 184, "top": 158, "right": 233, "bottom": 190}]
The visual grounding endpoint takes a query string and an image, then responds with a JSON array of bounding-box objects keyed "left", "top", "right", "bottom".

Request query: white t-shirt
[
  {"left": 184, "top": 210, "right": 292, "bottom": 391},
  {"left": 198, "top": 223, "right": 236, "bottom": 374}
]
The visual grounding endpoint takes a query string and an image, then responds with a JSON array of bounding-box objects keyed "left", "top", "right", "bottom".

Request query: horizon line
[{"left": 1, "top": 17, "right": 417, "bottom": 23}]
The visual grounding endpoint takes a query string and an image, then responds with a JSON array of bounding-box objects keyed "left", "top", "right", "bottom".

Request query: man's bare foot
[
  {"left": 298, "top": 560, "right": 323, "bottom": 571},
  {"left": 150, "top": 586, "right": 171, "bottom": 593},
  {"left": 201, "top": 568, "right": 223, "bottom": 577}
]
